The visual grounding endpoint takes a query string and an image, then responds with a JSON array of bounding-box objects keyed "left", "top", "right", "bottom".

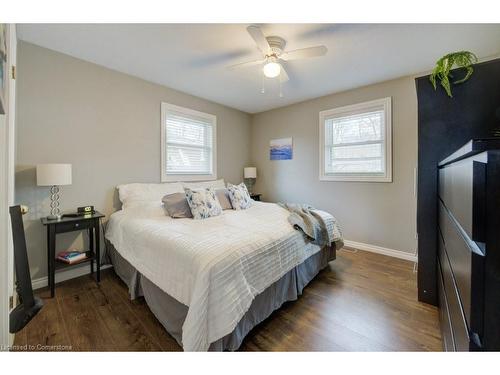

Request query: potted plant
[{"left": 429, "top": 51, "right": 478, "bottom": 97}]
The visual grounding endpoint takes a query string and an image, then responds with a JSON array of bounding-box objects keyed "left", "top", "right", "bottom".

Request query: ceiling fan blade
[
  {"left": 280, "top": 64, "right": 290, "bottom": 82},
  {"left": 247, "top": 25, "right": 271, "bottom": 55},
  {"left": 280, "top": 45, "right": 328, "bottom": 61},
  {"left": 227, "top": 58, "right": 265, "bottom": 70}
]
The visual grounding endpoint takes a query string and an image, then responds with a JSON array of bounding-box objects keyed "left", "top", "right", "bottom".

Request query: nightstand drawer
[{"left": 55, "top": 219, "right": 93, "bottom": 233}]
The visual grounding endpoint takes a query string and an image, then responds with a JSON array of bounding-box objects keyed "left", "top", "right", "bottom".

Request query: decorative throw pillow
[
  {"left": 162, "top": 192, "right": 193, "bottom": 218},
  {"left": 215, "top": 188, "right": 233, "bottom": 210},
  {"left": 227, "top": 183, "right": 252, "bottom": 210},
  {"left": 184, "top": 187, "right": 223, "bottom": 220}
]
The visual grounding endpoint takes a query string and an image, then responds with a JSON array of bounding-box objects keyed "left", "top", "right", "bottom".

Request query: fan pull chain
[
  {"left": 261, "top": 72, "right": 265, "bottom": 94},
  {"left": 279, "top": 77, "right": 283, "bottom": 98}
]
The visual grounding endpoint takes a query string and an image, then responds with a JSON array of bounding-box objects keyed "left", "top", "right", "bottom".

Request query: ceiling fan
[{"left": 227, "top": 25, "right": 328, "bottom": 89}]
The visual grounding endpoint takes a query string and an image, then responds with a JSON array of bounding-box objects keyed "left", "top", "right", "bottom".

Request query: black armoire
[{"left": 416, "top": 58, "right": 500, "bottom": 351}]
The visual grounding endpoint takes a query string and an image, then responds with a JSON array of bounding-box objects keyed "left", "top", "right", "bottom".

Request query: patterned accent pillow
[
  {"left": 227, "top": 183, "right": 253, "bottom": 210},
  {"left": 184, "top": 187, "right": 223, "bottom": 220}
]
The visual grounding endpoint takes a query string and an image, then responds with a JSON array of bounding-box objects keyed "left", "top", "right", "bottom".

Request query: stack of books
[{"left": 56, "top": 250, "right": 88, "bottom": 264}]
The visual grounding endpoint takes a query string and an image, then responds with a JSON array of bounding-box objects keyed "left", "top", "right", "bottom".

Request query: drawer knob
[{"left": 75, "top": 223, "right": 79, "bottom": 227}]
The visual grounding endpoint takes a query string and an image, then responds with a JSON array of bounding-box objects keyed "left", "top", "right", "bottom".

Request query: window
[
  {"left": 161, "top": 103, "right": 217, "bottom": 182},
  {"left": 319, "top": 97, "right": 392, "bottom": 182}
]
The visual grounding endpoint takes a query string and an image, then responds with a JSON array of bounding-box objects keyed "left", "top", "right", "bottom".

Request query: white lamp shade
[
  {"left": 244, "top": 167, "right": 257, "bottom": 179},
  {"left": 36, "top": 164, "right": 72, "bottom": 186}
]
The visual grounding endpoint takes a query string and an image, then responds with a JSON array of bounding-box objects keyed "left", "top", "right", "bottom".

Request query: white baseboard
[
  {"left": 32, "top": 264, "right": 113, "bottom": 290},
  {"left": 343, "top": 240, "right": 417, "bottom": 262}
]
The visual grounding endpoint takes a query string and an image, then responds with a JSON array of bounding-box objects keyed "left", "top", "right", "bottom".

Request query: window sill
[
  {"left": 319, "top": 174, "right": 392, "bottom": 183},
  {"left": 161, "top": 173, "right": 217, "bottom": 182}
]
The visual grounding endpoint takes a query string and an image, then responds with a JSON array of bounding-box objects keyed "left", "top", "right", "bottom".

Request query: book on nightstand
[{"left": 56, "top": 250, "right": 88, "bottom": 264}]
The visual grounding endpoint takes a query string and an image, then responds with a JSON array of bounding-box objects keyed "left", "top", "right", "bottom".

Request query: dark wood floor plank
[
  {"left": 125, "top": 299, "right": 182, "bottom": 351},
  {"left": 86, "top": 277, "right": 162, "bottom": 351},
  {"left": 12, "top": 326, "right": 26, "bottom": 350},
  {"left": 312, "top": 274, "right": 439, "bottom": 330},
  {"left": 105, "top": 272, "right": 182, "bottom": 351},
  {"left": 13, "top": 248, "right": 442, "bottom": 351},
  {"left": 286, "top": 282, "right": 440, "bottom": 351},
  {"left": 242, "top": 306, "right": 391, "bottom": 352},
  {"left": 57, "top": 291, "right": 116, "bottom": 351},
  {"left": 35, "top": 274, "right": 99, "bottom": 300},
  {"left": 19, "top": 297, "right": 71, "bottom": 351}
]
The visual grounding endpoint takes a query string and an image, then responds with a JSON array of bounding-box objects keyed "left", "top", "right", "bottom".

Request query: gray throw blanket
[{"left": 278, "top": 203, "right": 342, "bottom": 247}]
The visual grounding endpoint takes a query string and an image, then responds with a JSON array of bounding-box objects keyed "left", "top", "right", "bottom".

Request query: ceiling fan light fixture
[{"left": 263, "top": 61, "right": 281, "bottom": 78}]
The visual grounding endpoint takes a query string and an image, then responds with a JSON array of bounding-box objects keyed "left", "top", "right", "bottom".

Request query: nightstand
[
  {"left": 250, "top": 193, "right": 262, "bottom": 201},
  {"left": 41, "top": 211, "right": 105, "bottom": 297}
]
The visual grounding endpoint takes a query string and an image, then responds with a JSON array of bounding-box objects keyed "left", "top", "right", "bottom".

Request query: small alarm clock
[{"left": 77, "top": 205, "right": 95, "bottom": 215}]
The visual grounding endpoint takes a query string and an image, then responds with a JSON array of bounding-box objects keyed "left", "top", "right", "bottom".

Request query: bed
[{"left": 105, "top": 182, "right": 343, "bottom": 351}]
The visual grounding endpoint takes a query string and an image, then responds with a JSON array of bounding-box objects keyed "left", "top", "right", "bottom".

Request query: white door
[{"left": 0, "top": 23, "right": 17, "bottom": 351}]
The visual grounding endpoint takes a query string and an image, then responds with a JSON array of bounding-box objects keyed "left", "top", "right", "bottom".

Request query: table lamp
[
  {"left": 244, "top": 167, "right": 257, "bottom": 194},
  {"left": 36, "top": 163, "right": 72, "bottom": 220}
]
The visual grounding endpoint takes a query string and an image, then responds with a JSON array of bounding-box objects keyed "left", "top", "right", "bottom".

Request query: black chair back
[{"left": 9, "top": 205, "right": 43, "bottom": 333}]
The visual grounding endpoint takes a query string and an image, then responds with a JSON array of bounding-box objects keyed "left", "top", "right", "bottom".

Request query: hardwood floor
[{"left": 12, "top": 248, "right": 442, "bottom": 351}]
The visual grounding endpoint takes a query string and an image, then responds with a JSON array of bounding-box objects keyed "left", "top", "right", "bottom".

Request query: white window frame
[
  {"left": 161, "top": 102, "right": 217, "bottom": 182},
  {"left": 319, "top": 97, "right": 392, "bottom": 183}
]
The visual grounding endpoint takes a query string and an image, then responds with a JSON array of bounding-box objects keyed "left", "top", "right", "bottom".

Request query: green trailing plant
[{"left": 429, "top": 51, "right": 478, "bottom": 97}]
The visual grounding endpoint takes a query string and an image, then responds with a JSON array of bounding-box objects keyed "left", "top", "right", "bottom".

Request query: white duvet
[{"left": 105, "top": 201, "right": 340, "bottom": 351}]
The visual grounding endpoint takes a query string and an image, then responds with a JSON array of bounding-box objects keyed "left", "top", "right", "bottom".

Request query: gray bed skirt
[{"left": 106, "top": 241, "right": 340, "bottom": 351}]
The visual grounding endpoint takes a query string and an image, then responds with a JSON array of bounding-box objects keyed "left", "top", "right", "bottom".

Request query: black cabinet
[
  {"left": 437, "top": 139, "right": 500, "bottom": 351},
  {"left": 416, "top": 58, "right": 500, "bottom": 305}
]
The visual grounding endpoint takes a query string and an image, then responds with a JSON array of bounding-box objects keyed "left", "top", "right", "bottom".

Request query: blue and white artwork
[{"left": 270, "top": 137, "right": 293, "bottom": 160}]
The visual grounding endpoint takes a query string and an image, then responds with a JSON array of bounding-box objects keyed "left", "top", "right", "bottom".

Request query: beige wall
[
  {"left": 251, "top": 76, "right": 418, "bottom": 254},
  {"left": 16, "top": 42, "right": 251, "bottom": 280}
]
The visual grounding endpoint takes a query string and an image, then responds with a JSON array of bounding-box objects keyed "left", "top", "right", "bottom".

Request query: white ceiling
[{"left": 17, "top": 24, "right": 500, "bottom": 113}]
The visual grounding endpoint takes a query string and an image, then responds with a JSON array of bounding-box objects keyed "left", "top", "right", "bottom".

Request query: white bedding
[{"left": 105, "top": 201, "right": 341, "bottom": 351}]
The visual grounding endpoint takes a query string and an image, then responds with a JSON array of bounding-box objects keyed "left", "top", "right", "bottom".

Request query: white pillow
[
  {"left": 182, "top": 179, "right": 225, "bottom": 190},
  {"left": 117, "top": 182, "right": 184, "bottom": 209}
]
